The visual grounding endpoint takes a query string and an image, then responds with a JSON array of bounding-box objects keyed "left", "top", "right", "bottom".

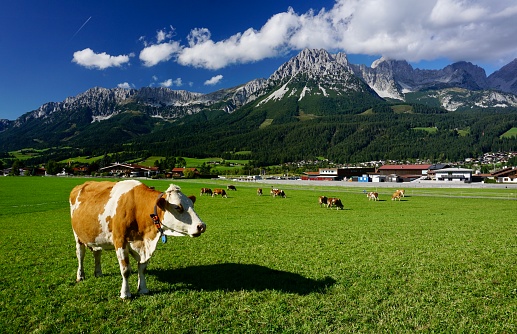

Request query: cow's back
[{"left": 70, "top": 180, "right": 146, "bottom": 247}]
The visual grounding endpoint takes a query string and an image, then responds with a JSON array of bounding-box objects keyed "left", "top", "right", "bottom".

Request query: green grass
[
  {"left": 392, "top": 105, "right": 413, "bottom": 114},
  {"left": 501, "top": 127, "right": 517, "bottom": 139},
  {"left": 259, "top": 118, "right": 273, "bottom": 128},
  {"left": 1, "top": 177, "right": 516, "bottom": 332},
  {"left": 413, "top": 127, "right": 438, "bottom": 134}
]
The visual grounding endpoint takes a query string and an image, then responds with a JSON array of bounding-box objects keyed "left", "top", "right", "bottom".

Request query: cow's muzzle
[{"left": 191, "top": 223, "right": 206, "bottom": 237}]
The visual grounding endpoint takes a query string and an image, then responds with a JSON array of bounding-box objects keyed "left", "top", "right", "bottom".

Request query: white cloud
[
  {"left": 204, "top": 75, "right": 223, "bottom": 85},
  {"left": 117, "top": 82, "right": 133, "bottom": 89},
  {"left": 157, "top": 26, "right": 175, "bottom": 43},
  {"left": 160, "top": 78, "right": 183, "bottom": 88},
  {"left": 139, "top": 41, "right": 181, "bottom": 67},
  {"left": 173, "top": 0, "right": 517, "bottom": 68},
  {"left": 72, "top": 48, "right": 130, "bottom": 69}
]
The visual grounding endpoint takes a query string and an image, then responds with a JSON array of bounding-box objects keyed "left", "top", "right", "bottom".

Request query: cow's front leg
[
  {"left": 116, "top": 247, "right": 131, "bottom": 299},
  {"left": 137, "top": 261, "right": 149, "bottom": 295},
  {"left": 93, "top": 249, "right": 102, "bottom": 277},
  {"left": 128, "top": 248, "right": 149, "bottom": 295}
]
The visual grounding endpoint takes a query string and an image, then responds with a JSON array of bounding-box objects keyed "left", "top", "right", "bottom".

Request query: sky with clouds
[{"left": 2, "top": 0, "right": 517, "bottom": 120}]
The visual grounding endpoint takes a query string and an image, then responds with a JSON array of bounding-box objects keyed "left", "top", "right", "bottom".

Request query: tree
[
  {"left": 183, "top": 169, "right": 196, "bottom": 178},
  {"left": 9, "top": 159, "right": 23, "bottom": 176},
  {"left": 176, "top": 157, "right": 186, "bottom": 168},
  {"left": 199, "top": 162, "right": 211, "bottom": 175},
  {"left": 46, "top": 160, "right": 61, "bottom": 175}
]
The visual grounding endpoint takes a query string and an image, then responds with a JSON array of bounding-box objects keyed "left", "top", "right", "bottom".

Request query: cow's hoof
[{"left": 138, "top": 288, "right": 149, "bottom": 295}]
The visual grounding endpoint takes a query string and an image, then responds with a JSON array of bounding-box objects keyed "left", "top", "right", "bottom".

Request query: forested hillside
[{"left": 126, "top": 103, "right": 517, "bottom": 165}]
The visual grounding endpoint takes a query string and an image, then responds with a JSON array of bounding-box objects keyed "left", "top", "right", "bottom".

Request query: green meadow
[{"left": 1, "top": 177, "right": 516, "bottom": 333}]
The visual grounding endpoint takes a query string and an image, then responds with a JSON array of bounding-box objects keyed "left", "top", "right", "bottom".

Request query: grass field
[
  {"left": 501, "top": 127, "right": 517, "bottom": 139},
  {"left": 1, "top": 177, "right": 516, "bottom": 333}
]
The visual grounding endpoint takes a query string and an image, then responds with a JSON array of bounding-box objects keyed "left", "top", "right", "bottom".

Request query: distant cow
[
  {"left": 212, "top": 188, "right": 228, "bottom": 198},
  {"left": 327, "top": 197, "right": 344, "bottom": 210},
  {"left": 257, "top": 188, "right": 263, "bottom": 196},
  {"left": 367, "top": 192, "right": 379, "bottom": 201},
  {"left": 271, "top": 188, "right": 286, "bottom": 198},
  {"left": 396, "top": 189, "right": 405, "bottom": 197},
  {"left": 69, "top": 180, "right": 206, "bottom": 299},
  {"left": 318, "top": 196, "right": 328, "bottom": 207},
  {"left": 227, "top": 185, "right": 237, "bottom": 191},
  {"left": 392, "top": 190, "right": 403, "bottom": 201},
  {"left": 200, "top": 187, "right": 212, "bottom": 196}
]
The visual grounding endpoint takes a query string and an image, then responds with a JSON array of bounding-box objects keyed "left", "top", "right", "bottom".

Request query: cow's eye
[{"left": 174, "top": 204, "right": 184, "bottom": 213}]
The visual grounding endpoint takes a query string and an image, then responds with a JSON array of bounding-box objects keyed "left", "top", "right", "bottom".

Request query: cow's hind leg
[
  {"left": 74, "top": 233, "right": 85, "bottom": 282},
  {"left": 93, "top": 249, "right": 102, "bottom": 277},
  {"left": 116, "top": 247, "right": 132, "bottom": 299}
]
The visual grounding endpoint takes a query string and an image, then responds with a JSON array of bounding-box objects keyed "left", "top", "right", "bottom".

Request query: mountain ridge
[{"left": 2, "top": 48, "right": 517, "bottom": 126}]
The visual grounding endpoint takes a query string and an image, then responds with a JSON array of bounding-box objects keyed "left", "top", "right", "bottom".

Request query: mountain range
[{"left": 1, "top": 48, "right": 517, "bottom": 164}]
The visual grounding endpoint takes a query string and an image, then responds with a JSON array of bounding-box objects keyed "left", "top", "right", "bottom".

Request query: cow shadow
[{"left": 148, "top": 263, "right": 336, "bottom": 295}]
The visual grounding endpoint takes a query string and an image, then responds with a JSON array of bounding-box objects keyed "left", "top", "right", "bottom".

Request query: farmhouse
[{"left": 98, "top": 163, "right": 159, "bottom": 177}]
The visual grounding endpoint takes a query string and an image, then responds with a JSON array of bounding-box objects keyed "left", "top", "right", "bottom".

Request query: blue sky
[{"left": 2, "top": 0, "right": 517, "bottom": 120}]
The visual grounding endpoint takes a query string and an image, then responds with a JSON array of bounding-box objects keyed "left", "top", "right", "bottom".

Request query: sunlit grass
[{"left": 1, "top": 177, "right": 516, "bottom": 332}]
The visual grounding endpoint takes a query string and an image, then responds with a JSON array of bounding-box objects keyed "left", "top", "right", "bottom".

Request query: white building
[{"left": 434, "top": 168, "right": 473, "bottom": 182}]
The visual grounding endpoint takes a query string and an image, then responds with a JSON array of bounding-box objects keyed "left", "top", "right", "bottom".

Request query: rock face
[
  {"left": 3, "top": 49, "right": 517, "bottom": 128},
  {"left": 487, "top": 58, "right": 517, "bottom": 95},
  {"left": 351, "top": 58, "right": 489, "bottom": 100},
  {"left": 257, "top": 48, "right": 379, "bottom": 106}
]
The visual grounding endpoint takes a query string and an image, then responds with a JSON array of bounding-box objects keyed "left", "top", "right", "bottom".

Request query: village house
[
  {"left": 491, "top": 167, "right": 517, "bottom": 183},
  {"left": 98, "top": 163, "right": 159, "bottom": 178}
]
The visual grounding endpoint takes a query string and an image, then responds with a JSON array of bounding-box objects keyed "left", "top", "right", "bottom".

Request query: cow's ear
[{"left": 188, "top": 195, "right": 196, "bottom": 205}]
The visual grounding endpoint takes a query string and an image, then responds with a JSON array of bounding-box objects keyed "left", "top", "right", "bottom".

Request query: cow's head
[{"left": 158, "top": 184, "right": 206, "bottom": 237}]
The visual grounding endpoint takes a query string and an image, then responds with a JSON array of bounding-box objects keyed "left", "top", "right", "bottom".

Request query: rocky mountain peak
[
  {"left": 487, "top": 58, "right": 517, "bottom": 95},
  {"left": 268, "top": 48, "right": 353, "bottom": 83}
]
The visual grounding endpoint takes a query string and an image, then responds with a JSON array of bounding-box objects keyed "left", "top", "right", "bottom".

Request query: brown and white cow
[
  {"left": 271, "top": 188, "right": 286, "bottom": 198},
  {"left": 327, "top": 197, "right": 344, "bottom": 210},
  {"left": 396, "top": 189, "right": 405, "bottom": 197},
  {"left": 257, "top": 188, "right": 263, "bottom": 196},
  {"left": 69, "top": 180, "right": 206, "bottom": 299},
  {"left": 212, "top": 188, "right": 228, "bottom": 198},
  {"left": 392, "top": 190, "right": 403, "bottom": 201},
  {"left": 227, "top": 185, "right": 237, "bottom": 191},
  {"left": 367, "top": 192, "right": 379, "bottom": 201},
  {"left": 200, "top": 187, "right": 212, "bottom": 196},
  {"left": 318, "top": 196, "right": 328, "bottom": 207}
]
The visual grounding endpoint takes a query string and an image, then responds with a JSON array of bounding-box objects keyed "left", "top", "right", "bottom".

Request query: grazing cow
[
  {"left": 257, "top": 188, "right": 263, "bottom": 196},
  {"left": 200, "top": 187, "right": 212, "bottom": 196},
  {"left": 271, "top": 188, "right": 286, "bottom": 198},
  {"left": 227, "top": 185, "right": 237, "bottom": 191},
  {"left": 327, "top": 197, "right": 344, "bottom": 210},
  {"left": 69, "top": 180, "right": 206, "bottom": 299},
  {"left": 212, "top": 188, "right": 228, "bottom": 198},
  {"left": 392, "top": 190, "right": 403, "bottom": 201},
  {"left": 318, "top": 196, "right": 328, "bottom": 207},
  {"left": 396, "top": 189, "right": 405, "bottom": 197},
  {"left": 367, "top": 192, "right": 379, "bottom": 201}
]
